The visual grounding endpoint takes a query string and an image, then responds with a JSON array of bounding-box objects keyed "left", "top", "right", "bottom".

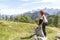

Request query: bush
[
  {"left": 47, "top": 17, "right": 54, "bottom": 26},
  {"left": 54, "top": 14, "right": 60, "bottom": 27},
  {"left": 35, "top": 18, "right": 39, "bottom": 24},
  {"left": 15, "top": 15, "right": 34, "bottom": 23}
]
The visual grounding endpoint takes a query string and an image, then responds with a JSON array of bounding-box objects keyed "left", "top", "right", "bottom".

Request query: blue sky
[{"left": 0, "top": 0, "right": 60, "bottom": 15}]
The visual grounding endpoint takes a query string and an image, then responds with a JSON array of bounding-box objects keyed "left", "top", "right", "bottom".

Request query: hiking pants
[{"left": 38, "top": 19, "right": 48, "bottom": 37}]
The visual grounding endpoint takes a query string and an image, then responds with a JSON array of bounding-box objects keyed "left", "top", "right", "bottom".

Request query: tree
[
  {"left": 48, "top": 17, "right": 54, "bottom": 26},
  {"left": 35, "top": 18, "right": 39, "bottom": 24},
  {"left": 53, "top": 15, "right": 58, "bottom": 27},
  {"left": 15, "top": 15, "right": 33, "bottom": 23},
  {"left": 10, "top": 15, "right": 14, "bottom": 21},
  {"left": 53, "top": 13, "right": 60, "bottom": 27},
  {"left": 5, "top": 15, "right": 8, "bottom": 20}
]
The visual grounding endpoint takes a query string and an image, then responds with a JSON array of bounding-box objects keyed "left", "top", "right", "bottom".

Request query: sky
[{"left": 0, "top": 0, "right": 60, "bottom": 15}]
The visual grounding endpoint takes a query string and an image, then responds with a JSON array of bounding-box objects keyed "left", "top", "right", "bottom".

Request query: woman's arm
[
  {"left": 41, "top": 16, "right": 44, "bottom": 25},
  {"left": 40, "top": 16, "right": 44, "bottom": 25},
  {"left": 38, "top": 16, "right": 44, "bottom": 27}
]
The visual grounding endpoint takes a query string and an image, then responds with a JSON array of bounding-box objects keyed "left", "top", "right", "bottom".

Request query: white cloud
[
  {"left": 21, "top": 1, "right": 40, "bottom": 6},
  {"left": 0, "top": 9, "right": 30, "bottom": 15},
  {"left": 22, "top": 0, "right": 56, "bottom": 6},
  {"left": 31, "top": 1, "right": 41, "bottom": 4},
  {"left": 47, "top": 6, "right": 60, "bottom": 9},
  {"left": 40, "top": 0, "right": 56, "bottom": 2},
  {"left": 21, "top": 0, "right": 29, "bottom": 1}
]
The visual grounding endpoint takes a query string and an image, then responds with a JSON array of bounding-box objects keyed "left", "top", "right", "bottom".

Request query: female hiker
[{"left": 38, "top": 10, "right": 48, "bottom": 38}]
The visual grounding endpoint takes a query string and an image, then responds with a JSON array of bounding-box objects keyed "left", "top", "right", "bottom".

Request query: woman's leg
[{"left": 42, "top": 23, "right": 47, "bottom": 37}]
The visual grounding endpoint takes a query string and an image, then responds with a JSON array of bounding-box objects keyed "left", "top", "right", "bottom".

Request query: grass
[{"left": 0, "top": 20, "right": 60, "bottom": 40}]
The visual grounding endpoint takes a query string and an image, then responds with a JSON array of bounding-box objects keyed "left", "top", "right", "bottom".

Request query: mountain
[
  {"left": 22, "top": 8, "right": 60, "bottom": 20},
  {"left": 23, "top": 9, "right": 49, "bottom": 20},
  {"left": 0, "top": 8, "right": 60, "bottom": 20},
  {"left": 44, "top": 8, "right": 60, "bottom": 15}
]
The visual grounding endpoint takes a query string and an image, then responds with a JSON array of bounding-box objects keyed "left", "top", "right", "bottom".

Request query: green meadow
[{"left": 0, "top": 20, "right": 60, "bottom": 40}]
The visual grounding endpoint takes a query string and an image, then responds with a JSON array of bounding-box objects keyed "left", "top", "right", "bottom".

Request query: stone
[
  {"left": 31, "top": 35, "right": 47, "bottom": 40},
  {"left": 55, "top": 33, "right": 60, "bottom": 40}
]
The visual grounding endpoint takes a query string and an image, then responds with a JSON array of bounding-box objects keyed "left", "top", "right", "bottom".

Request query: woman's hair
[{"left": 40, "top": 10, "right": 44, "bottom": 15}]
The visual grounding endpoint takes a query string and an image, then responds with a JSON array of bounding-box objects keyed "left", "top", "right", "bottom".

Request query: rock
[
  {"left": 35, "top": 26, "right": 45, "bottom": 37},
  {"left": 55, "top": 33, "right": 60, "bottom": 40},
  {"left": 31, "top": 26, "right": 47, "bottom": 40},
  {"left": 31, "top": 35, "right": 47, "bottom": 40}
]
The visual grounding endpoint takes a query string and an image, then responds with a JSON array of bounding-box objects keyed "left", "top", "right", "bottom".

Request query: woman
[{"left": 38, "top": 10, "right": 48, "bottom": 37}]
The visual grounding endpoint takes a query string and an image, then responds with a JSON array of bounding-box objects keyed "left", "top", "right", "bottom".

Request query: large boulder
[{"left": 31, "top": 26, "right": 47, "bottom": 40}]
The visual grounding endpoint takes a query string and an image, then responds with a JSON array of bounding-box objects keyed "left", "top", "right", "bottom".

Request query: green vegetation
[
  {"left": 54, "top": 14, "right": 60, "bottom": 27},
  {"left": 47, "top": 14, "right": 60, "bottom": 27},
  {"left": 0, "top": 20, "right": 60, "bottom": 40},
  {"left": 15, "top": 15, "right": 35, "bottom": 23},
  {"left": 14, "top": 14, "right": 60, "bottom": 28}
]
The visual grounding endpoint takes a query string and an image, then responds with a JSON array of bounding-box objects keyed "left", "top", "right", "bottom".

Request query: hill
[{"left": 0, "top": 20, "right": 60, "bottom": 40}]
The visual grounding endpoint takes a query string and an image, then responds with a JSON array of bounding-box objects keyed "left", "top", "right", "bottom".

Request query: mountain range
[
  {"left": 23, "top": 8, "right": 60, "bottom": 20},
  {"left": 0, "top": 8, "right": 60, "bottom": 20}
]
